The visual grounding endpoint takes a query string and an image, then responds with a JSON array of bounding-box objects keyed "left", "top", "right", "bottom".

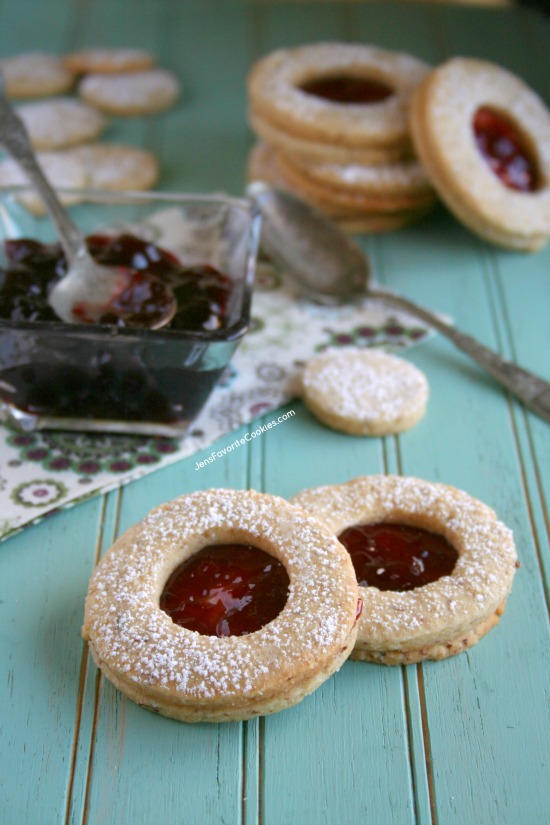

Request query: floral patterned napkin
[{"left": 0, "top": 255, "right": 431, "bottom": 543}]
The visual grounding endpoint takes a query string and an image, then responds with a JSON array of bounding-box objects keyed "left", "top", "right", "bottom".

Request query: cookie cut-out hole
[
  {"left": 338, "top": 522, "right": 458, "bottom": 591},
  {"left": 473, "top": 106, "right": 540, "bottom": 193},
  {"left": 160, "top": 544, "right": 290, "bottom": 636},
  {"left": 299, "top": 74, "right": 394, "bottom": 105}
]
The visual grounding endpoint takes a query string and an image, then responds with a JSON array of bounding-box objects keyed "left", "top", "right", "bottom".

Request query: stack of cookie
[
  {"left": 0, "top": 48, "right": 180, "bottom": 211},
  {"left": 247, "top": 42, "right": 438, "bottom": 233}
]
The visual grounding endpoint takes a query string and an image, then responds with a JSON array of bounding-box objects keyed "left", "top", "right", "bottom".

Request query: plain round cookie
[
  {"left": 248, "top": 42, "right": 430, "bottom": 151},
  {"left": 281, "top": 150, "right": 434, "bottom": 200},
  {"left": 291, "top": 475, "right": 518, "bottom": 664},
  {"left": 79, "top": 68, "right": 180, "bottom": 115},
  {"left": 64, "top": 47, "right": 155, "bottom": 75},
  {"left": 68, "top": 143, "right": 159, "bottom": 190},
  {"left": 0, "top": 52, "right": 75, "bottom": 98},
  {"left": 410, "top": 57, "right": 550, "bottom": 251},
  {"left": 16, "top": 97, "right": 108, "bottom": 149},
  {"left": 300, "top": 348, "right": 429, "bottom": 435},
  {"left": 82, "top": 488, "right": 360, "bottom": 722},
  {"left": 0, "top": 152, "right": 86, "bottom": 214}
]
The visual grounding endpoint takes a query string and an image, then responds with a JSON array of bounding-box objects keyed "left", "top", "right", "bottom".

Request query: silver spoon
[
  {"left": 0, "top": 79, "right": 176, "bottom": 329},
  {"left": 248, "top": 182, "right": 550, "bottom": 424}
]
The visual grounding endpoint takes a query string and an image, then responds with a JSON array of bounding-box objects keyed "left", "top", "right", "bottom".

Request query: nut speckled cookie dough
[
  {"left": 82, "top": 489, "right": 360, "bottom": 722},
  {"left": 291, "top": 475, "right": 518, "bottom": 664},
  {"left": 410, "top": 57, "right": 550, "bottom": 251},
  {"left": 300, "top": 348, "right": 429, "bottom": 435}
]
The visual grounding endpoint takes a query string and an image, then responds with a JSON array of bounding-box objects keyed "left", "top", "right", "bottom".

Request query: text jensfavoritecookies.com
[{"left": 195, "top": 410, "right": 296, "bottom": 470}]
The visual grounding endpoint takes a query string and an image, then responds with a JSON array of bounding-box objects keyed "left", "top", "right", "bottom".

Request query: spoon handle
[
  {"left": 0, "top": 80, "right": 83, "bottom": 259},
  {"left": 368, "top": 286, "right": 550, "bottom": 423}
]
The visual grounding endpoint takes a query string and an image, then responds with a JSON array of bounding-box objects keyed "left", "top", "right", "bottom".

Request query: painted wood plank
[
  {"left": 0, "top": 500, "right": 105, "bottom": 824},
  {"left": 74, "top": 427, "right": 254, "bottom": 825}
]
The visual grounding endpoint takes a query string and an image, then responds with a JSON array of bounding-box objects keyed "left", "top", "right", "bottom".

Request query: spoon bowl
[
  {"left": 248, "top": 182, "right": 550, "bottom": 423},
  {"left": 0, "top": 77, "right": 176, "bottom": 329}
]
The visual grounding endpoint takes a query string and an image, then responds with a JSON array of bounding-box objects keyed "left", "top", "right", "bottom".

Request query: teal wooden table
[{"left": 1, "top": 2, "right": 549, "bottom": 824}]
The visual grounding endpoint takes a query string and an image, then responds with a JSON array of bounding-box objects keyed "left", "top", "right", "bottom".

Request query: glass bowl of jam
[{"left": 0, "top": 188, "right": 261, "bottom": 436}]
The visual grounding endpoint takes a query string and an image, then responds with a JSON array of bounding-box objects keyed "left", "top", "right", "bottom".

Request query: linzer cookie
[
  {"left": 410, "top": 57, "right": 550, "bottom": 251},
  {"left": 82, "top": 489, "right": 360, "bottom": 722},
  {"left": 247, "top": 42, "right": 434, "bottom": 232},
  {"left": 248, "top": 42, "right": 429, "bottom": 157},
  {"left": 291, "top": 475, "right": 518, "bottom": 664},
  {"left": 300, "top": 348, "right": 429, "bottom": 436}
]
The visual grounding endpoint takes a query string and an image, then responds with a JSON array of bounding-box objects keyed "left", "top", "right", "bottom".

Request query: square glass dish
[{"left": 0, "top": 188, "right": 262, "bottom": 436}]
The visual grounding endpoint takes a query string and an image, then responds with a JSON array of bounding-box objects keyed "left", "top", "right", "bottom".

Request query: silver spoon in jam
[
  {"left": 0, "top": 78, "right": 176, "bottom": 329},
  {"left": 248, "top": 182, "right": 550, "bottom": 423}
]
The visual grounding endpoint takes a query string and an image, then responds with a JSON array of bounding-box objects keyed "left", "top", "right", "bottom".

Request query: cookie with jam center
[
  {"left": 409, "top": 57, "right": 550, "bottom": 251},
  {"left": 292, "top": 475, "right": 518, "bottom": 664}
]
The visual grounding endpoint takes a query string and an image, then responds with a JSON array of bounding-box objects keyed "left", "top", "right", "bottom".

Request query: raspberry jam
[
  {"left": 0, "top": 233, "right": 232, "bottom": 330},
  {"left": 300, "top": 74, "right": 393, "bottom": 104},
  {"left": 338, "top": 522, "right": 458, "bottom": 592},
  {"left": 0, "top": 234, "right": 236, "bottom": 425},
  {"left": 160, "top": 544, "right": 290, "bottom": 637},
  {"left": 473, "top": 106, "right": 539, "bottom": 192}
]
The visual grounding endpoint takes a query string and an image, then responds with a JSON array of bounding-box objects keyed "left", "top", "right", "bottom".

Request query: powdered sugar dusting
[
  {"left": 291, "top": 475, "right": 518, "bottom": 651},
  {"left": 79, "top": 68, "right": 179, "bottom": 113},
  {"left": 84, "top": 489, "right": 358, "bottom": 701},
  {"left": 302, "top": 348, "right": 428, "bottom": 427}
]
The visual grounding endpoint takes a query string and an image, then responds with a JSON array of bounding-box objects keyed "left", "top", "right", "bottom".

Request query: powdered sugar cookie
[
  {"left": 79, "top": 68, "right": 180, "bottom": 115},
  {"left": 0, "top": 52, "right": 75, "bottom": 98},
  {"left": 249, "top": 108, "right": 411, "bottom": 166},
  {"left": 0, "top": 151, "right": 86, "bottom": 214},
  {"left": 410, "top": 57, "right": 550, "bottom": 251},
  {"left": 300, "top": 348, "right": 429, "bottom": 435},
  {"left": 68, "top": 142, "right": 159, "bottom": 190},
  {"left": 276, "top": 147, "right": 436, "bottom": 213},
  {"left": 64, "top": 47, "right": 155, "bottom": 75},
  {"left": 248, "top": 42, "right": 430, "bottom": 153},
  {"left": 291, "top": 475, "right": 518, "bottom": 664},
  {"left": 247, "top": 142, "right": 433, "bottom": 232},
  {"left": 82, "top": 489, "right": 360, "bottom": 722},
  {"left": 16, "top": 97, "right": 108, "bottom": 149},
  {"left": 282, "top": 149, "right": 434, "bottom": 201}
]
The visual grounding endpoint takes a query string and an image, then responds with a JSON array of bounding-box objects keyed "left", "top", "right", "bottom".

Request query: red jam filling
[
  {"left": 0, "top": 233, "right": 232, "bottom": 330},
  {"left": 338, "top": 522, "right": 458, "bottom": 592},
  {"left": 299, "top": 74, "right": 393, "bottom": 104},
  {"left": 473, "top": 106, "right": 539, "bottom": 192},
  {"left": 160, "top": 544, "right": 290, "bottom": 637}
]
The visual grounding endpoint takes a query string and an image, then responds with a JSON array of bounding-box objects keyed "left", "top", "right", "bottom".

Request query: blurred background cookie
[
  {"left": 64, "top": 47, "right": 155, "bottom": 75},
  {"left": 0, "top": 151, "right": 86, "bottom": 213},
  {"left": 0, "top": 52, "right": 75, "bottom": 98},
  {"left": 78, "top": 67, "right": 180, "bottom": 115},
  {"left": 15, "top": 97, "right": 108, "bottom": 149}
]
